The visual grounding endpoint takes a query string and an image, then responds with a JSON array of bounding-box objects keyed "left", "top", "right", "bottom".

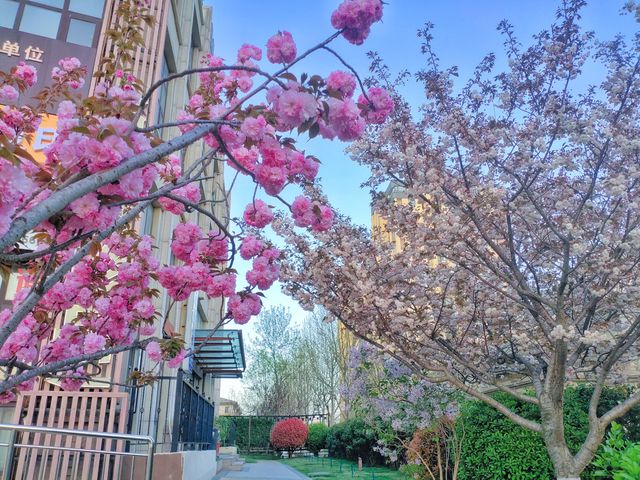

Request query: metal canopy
[{"left": 192, "top": 329, "right": 245, "bottom": 378}]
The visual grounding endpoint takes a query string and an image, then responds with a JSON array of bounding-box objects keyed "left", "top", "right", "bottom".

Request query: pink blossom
[
  {"left": 57, "top": 100, "right": 76, "bottom": 119},
  {"left": 238, "top": 44, "right": 262, "bottom": 62},
  {"left": 227, "top": 293, "right": 262, "bottom": 324},
  {"left": 206, "top": 273, "right": 237, "bottom": 297},
  {"left": 241, "top": 115, "right": 272, "bottom": 141},
  {"left": 195, "top": 230, "right": 229, "bottom": 264},
  {"left": 266, "top": 31, "right": 297, "bottom": 64},
  {"left": 272, "top": 89, "right": 318, "bottom": 129},
  {"left": 146, "top": 341, "right": 163, "bottom": 362},
  {"left": 243, "top": 200, "right": 274, "bottom": 228},
  {"left": 69, "top": 192, "right": 100, "bottom": 219},
  {"left": 159, "top": 183, "right": 201, "bottom": 214},
  {"left": 240, "top": 235, "right": 264, "bottom": 259},
  {"left": 167, "top": 348, "right": 187, "bottom": 369},
  {"left": 134, "top": 299, "right": 155, "bottom": 319},
  {"left": 255, "top": 164, "right": 288, "bottom": 195},
  {"left": 326, "top": 71, "right": 357, "bottom": 98},
  {"left": 331, "top": 0, "right": 383, "bottom": 45},
  {"left": 0, "top": 391, "right": 16, "bottom": 405},
  {"left": 171, "top": 222, "right": 203, "bottom": 262},
  {"left": 229, "top": 146, "right": 259, "bottom": 172},
  {"left": 140, "top": 324, "right": 156, "bottom": 336},
  {"left": 13, "top": 62, "right": 37, "bottom": 86},
  {"left": 327, "top": 98, "right": 365, "bottom": 141},
  {"left": 291, "top": 196, "right": 334, "bottom": 232},
  {"left": 246, "top": 256, "right": 281, "bottom": 290},
  {"left": 0, "top": 85, "right": 19, "bottom": 103},
  {"left": 60, "top": 367, "right": 86, "bottom": 391},
  {"left": 84, "top": 333, "right": 106, "bottom": 354},
  {"left": 358, "top": 87, "right": 394, "bottom": 124}
]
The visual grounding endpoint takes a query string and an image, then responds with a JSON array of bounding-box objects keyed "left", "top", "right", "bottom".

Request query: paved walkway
[{"left": 217, "top": 460, "right": 310, "bottom": 480}]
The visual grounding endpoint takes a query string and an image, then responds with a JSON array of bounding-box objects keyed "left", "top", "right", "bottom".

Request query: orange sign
[{"left": 22, "top": 113, "right": 58, "bottom": 164}]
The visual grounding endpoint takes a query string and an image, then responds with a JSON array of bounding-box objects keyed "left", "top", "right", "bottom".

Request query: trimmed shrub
[
  {"left": 327, "top": 418, "right": 385, "bottom": 466},
  {"left": 270, "top": 418, "right": 309, "bottom": 457},
  {"left": 216, "top": 416, "right": 274, "bottom": 450},
  {"left": 306, "top": 423, "right": 329, "bottom": 455},
  {"left": 457, "top": 385, "right": 640, "bottom": 480}
]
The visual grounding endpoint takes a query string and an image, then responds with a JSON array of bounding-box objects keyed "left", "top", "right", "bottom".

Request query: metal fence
[
  {"left": 217, "top": 414, "right": 329, "bottom": 453},
  {"left": 127, "top": 369, "right": 215, "bottom": 453},
  {"left": 171, "top": 371, "right": 215, "bottom": 452},
  {"left": 0, "top": 423, "right": 154, "bottom": 480}
]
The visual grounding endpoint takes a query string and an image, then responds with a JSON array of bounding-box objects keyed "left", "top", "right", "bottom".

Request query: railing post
[
  {"left": 171, "top": 369, "right": 184, "bottom": 452},
  {"left": 3, "top": 429, "right": 16, "bottom": 480},
  {"left": 144, "top": 438, "right": 154, "bottom": 480}
]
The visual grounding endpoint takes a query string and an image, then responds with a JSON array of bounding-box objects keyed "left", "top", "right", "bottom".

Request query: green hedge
[
  {"left": 216, "top": 416, "right": 275, "bottom": 450},
  {"left": 307, "top": 423, "right": 329, "bottom": 455},
  {"left": 327, "top": 418, "right": 386, "bottom": 466},
  {"left": 458, "top": 385, "right": 640, "bottom": 480}
]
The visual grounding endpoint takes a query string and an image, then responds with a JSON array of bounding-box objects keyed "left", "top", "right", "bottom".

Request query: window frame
[{"left": 6, "top": 0, "right": 105, "bottom": 49}]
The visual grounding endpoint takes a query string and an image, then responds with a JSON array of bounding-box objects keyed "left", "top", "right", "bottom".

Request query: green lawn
[{"left": 280, "top": 456, "right": 408, "bottom": 480}]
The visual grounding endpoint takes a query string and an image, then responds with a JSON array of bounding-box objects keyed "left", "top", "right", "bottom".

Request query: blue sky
[{"left": 202, "top": 0, "right": 637, "bottom": 394}]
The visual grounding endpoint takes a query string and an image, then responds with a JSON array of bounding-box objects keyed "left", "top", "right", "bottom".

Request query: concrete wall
[
  {"left": 124, "top": 450, "right": 217, "bottom": 480},
  {"left": 181, "top": 450, "right": 218, "bottom": 480}
]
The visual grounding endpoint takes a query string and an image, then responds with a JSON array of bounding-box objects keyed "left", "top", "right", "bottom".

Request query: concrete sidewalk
[{"left": 215, "top": 460, "right": 310, "bottom": 480}]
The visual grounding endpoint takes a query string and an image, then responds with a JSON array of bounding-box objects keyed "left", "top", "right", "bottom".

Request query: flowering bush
[
  {"left": 0, "top": 0, "right": 392, "bottom": 399},
  {"left": 341, "top": 343, "right": 458, "bottom": 464},
  {"left": 270, "top": 418, "right": 309, "bottom": 457}
]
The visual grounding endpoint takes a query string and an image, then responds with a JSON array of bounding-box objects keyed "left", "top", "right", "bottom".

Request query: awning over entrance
[{"left": 192, "top": 329, "right": 246, "bottom": 378}]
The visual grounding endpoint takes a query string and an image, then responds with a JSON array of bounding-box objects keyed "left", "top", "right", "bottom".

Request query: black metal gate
[{"left": 171, "top": 370, "right": 215, "bottom": 451}]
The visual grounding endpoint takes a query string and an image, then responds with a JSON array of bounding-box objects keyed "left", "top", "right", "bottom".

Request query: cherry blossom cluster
[
  {"left": 0, "top": 0, "right": 394, "bottom": 397},
  {"left": 331, "top": 0, "right": 384, "bottom": 45}
]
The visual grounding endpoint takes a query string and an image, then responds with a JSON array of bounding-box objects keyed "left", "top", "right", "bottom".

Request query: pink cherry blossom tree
[
  {"left": 0, "top": 0, "right": 392, "bottom": 401},
  {"left": 279, "top": 2, "right": 640, "bottom": 478}
]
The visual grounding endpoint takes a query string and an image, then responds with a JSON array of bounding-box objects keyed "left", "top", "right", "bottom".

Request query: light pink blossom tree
[
  {"left": 0, "top": 0, "right": 392, "bottom": 401},
  {"left": 278, "top": 2, "right": 640, "bottom": 478}
]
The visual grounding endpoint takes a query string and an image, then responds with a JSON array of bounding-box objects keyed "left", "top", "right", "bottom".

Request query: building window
[
  {"left": 66, "top": 18, "right": 95, "bottom": 47},
  {"left": 19, "top": 5, "right": 61, "bottom": 39},
  {"left": 32, "top": 0, "right": 64, "bottom": 7},
  {"left": 0, "top": 0, "right": 19, "bottom": 29},
  {"left": 156, "top": 54, "right": 171, "bottom": 125},
  {"left": 68, "top": 0, "right": 104, "bottom": 17},
  {"left": 5, "top": 0, "right": 105, "bottom": 48}
]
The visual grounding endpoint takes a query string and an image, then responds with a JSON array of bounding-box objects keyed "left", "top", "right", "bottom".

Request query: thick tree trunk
[{"left": 540, "top": 391, "right": 583, "bottom": 480}]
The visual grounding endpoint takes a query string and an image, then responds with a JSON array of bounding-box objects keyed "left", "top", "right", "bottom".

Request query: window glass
[
  {"left": 66, "top": 18, "right": 95, "bottom": 47},
  {"left": 19, "top": 5, "right": 61, "bottom": 39},
  {"left": 0, "top": 0, "right": 19, "bottom": 29},
  {"left": 32, "top": 0, "right": 64, "bottom": 8},
  {"left": 156, "top": 55, "right": 170, "bottom": 124},
  {"left": 68, "top": 0, "right": 105, "bottom": 18}
]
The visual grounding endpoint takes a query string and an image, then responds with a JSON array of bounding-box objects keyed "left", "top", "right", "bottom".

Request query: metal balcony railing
[{"left": 0, "top": 423, "right": 154, "bottom": 480}]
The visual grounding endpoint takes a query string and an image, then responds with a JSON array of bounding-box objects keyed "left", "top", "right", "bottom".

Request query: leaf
[
  {"left": 309, "top": 122, "right": 320, "bottom": 139},
  {"left": 13, "top": 146, "right": 38, "bottom": 165},
  {"left": 279, "top": 72, "right": 297, "bottom": 82}
]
